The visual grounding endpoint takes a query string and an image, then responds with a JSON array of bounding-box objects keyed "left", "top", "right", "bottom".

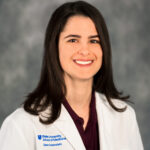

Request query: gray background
[{"left": 0, "top": 0, "right": 149, "bottom": 149}]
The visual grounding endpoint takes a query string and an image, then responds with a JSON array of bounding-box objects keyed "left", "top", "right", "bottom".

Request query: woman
[{"left": 0, "top": 1, "right": 144, "bottom": 150}]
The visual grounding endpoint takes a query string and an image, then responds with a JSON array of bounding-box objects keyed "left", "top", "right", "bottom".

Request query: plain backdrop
[{"left": 0, "top": 0, "right": 149, "bottom": 149}]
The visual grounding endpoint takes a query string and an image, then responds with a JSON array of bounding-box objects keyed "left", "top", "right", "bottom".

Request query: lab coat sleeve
[
  {"left": 0, "top": 116, "right": 31, "bottom": 150},
  {"left": 129, "top": 108, "right": 144, "bottom": 150}
]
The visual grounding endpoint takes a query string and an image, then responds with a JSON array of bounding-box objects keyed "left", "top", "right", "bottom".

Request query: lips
[{"left": 73, "top": 59, "right": 94, "bottom": 66}]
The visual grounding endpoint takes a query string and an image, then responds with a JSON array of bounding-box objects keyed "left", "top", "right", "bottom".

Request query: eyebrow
[{"left": 64, "top": 34, "right": 100, "bottom": 39}]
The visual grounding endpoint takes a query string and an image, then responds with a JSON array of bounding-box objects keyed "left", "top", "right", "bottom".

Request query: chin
[
  {"left": 64, "top": 70, "right": 99, "bottom": 81},
  {"left": 73, "top": 74, "right": 95, "bottom": 81}
]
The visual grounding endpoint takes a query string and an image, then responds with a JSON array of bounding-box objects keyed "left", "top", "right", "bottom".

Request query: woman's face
[{"left": 58, "top": 15, "right": 103, "bottom": 82}]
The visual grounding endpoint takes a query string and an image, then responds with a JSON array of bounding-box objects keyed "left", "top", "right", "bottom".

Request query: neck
[{"left": 64, "top": 77, "right": 93, "bottom": 109}]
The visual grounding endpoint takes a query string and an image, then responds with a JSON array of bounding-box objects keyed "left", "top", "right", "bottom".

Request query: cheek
[
  {"left": 94, "top": 47, "right": 103, "bottom": 70},
  {"left": 92, "top": 46, "right": 103, "bottom": 60},
  {"left": 59, "top": 43, "right": 67, "bottom": 60},
  {"left": 59, "top": 44, "right": 76, "bottom": 61},
  {"left": 59, "top": 47, "right": 73, "bottom": 71},
  {"left": 99, "top": 49, "right": 103, "bottom": 59},
  {"left": 98, "top": 50, "right": 103, "bottom": 66},
  {"left": 97, "top": 45, "right": 103, "bottom": 57},
  {"left": 59, "top": 49, "right": 72, "bottom": 62}
]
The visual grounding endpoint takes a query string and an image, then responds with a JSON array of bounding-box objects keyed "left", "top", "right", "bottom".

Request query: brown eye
[
  {"left": 90, "top": 40, "right": 100, "bottom": 44},
  {"left": 68, "top": 39, "right": 77, "bottom": 43}
]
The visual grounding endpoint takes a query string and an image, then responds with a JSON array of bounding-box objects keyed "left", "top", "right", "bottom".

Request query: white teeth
[{"left": 75, "top": 60, "right": 93, "bottom": 65}]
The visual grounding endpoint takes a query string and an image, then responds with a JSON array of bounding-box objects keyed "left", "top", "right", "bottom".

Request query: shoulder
[
  {"left": 0, "top": 107, "right": 39, "bottom": 137},
  {"left": 1, "top": 107, "right": 38, "bottom": 127},
  {"left": 95, "top": 93, "right": 144, "bottom": 149},
  {"left": 95, "top": 92, "right": 139, "bottom": 132},
  {"left": 0, "top": 107, "right": 38, "bottom": 150},
  {"left": 95, "top": 92, "right": 136, "bottom": 118}
]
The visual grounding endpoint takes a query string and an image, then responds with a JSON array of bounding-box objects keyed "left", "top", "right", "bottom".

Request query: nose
[{"left": 77, "top": 44, "right": 90, "bottom": 56}]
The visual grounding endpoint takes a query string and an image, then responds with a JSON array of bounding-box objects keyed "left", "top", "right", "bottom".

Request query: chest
[{"left": 34, "top": 126, "right": 75, "bottom": 150}]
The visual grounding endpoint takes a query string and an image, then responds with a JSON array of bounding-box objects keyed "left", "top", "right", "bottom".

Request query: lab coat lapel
[
  {"left": 53, "top": 105, "right": 86, "bottom": 150},
  {"left": 95, "top": 92, "right": 113, "bottom": 150}
]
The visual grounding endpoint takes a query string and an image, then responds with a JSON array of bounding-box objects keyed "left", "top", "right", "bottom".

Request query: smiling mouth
[{"left": 73, "top": 60, "right": 94, "bottom": 66}]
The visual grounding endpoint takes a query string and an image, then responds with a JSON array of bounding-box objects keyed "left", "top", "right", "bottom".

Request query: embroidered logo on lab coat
[
  {"left": 38, "top": 135, "right": 42, "bottom": 140},
  {"left": 37, "top": 134, "right": 67, "bottom": 147}
]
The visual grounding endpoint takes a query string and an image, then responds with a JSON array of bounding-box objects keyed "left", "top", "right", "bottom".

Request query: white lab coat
[{"left": 0, "top": 92, "right": 144, "bottom": 150}]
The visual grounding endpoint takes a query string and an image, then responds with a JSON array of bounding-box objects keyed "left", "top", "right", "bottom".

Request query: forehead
[{"left": 61, "top": 15, "right": 98, "bottom": 35}]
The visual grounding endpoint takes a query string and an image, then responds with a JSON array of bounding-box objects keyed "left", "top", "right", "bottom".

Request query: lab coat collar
[
  {"left": 53, "top": 92, "right": 112, "bottom": 150},
  {"left": 53, "top": 104, "right": 86, "bottom": 150},
  {"left": 95, "top": 92, "right": 112, "bottom": 150}
]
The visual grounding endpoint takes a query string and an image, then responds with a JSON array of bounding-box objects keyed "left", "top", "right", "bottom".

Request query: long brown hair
[{"left": 24, "top": 1, "right": 130, "bottom": 124}]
